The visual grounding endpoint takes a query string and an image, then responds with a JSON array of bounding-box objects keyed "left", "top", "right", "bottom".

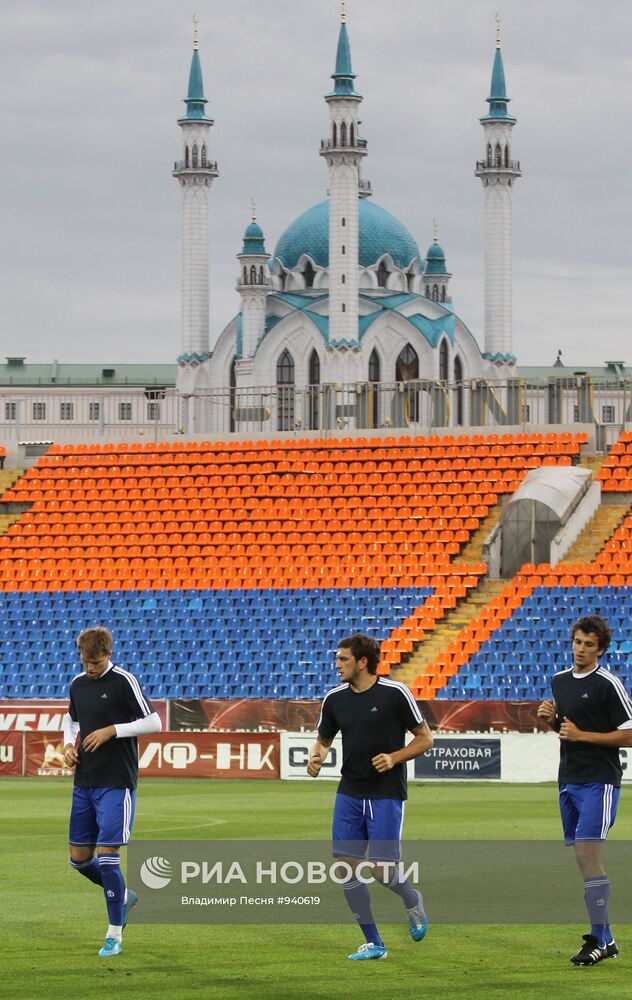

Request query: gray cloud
[{"left": 1, "top": 0, "right": 630, "bottom": 367}]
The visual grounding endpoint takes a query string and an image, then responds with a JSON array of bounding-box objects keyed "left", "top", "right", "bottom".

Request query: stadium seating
[{"left": 7, "top": 427, "right": 628, "bottom": 704}]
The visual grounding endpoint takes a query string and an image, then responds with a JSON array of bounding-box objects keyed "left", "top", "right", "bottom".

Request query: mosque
[
  {"left": 175, "top": 9, "right": 521, "bottom": 434},
  {"left": 2, "top": 9, "right": 626, "bottom": 454}
]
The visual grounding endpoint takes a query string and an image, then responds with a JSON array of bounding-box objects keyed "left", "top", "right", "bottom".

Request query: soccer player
[
  {"left": 307, "top": 633, "right": 433, "bottom": 961},
  {"left": 62, "top": 627, "right": 162, "bottom": 957},
  {"left": 537, "top": 614, "right": 632, "bottom": 966}
]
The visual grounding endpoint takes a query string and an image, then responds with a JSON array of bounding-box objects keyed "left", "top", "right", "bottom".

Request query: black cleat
[{"left": 571, "top": 934, "right": 619, "bottom": 966}]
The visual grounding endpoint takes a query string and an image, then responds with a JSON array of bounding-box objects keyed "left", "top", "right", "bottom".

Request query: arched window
[
  {"left": 432, "top": 284, "right": 439, "bottom": 302},
  {"left": 303, "top": 260, "right": 315, "bottom": 288},
  {"left": 259, "top": 266, "right": 264, "bottom": 284},
  {"left": 229, "top": 356, "right": 237, "bottom": 433},
  {"left": 201, "top": 145, "right": 207, "bottom": 167},
  {"left": 341, "top": 303, "right": 346, "bottom": 312},
  {"left": 487, "top": 143, "right": 492, "bottom": 167},
  {"left": 185, "top": 145, "right": 190, "bottom": 168},
  {"left": 454, "top": 355, "right": 464, "bottom": 426},
  {"left": 277, "top": 349, "right": 295, "bottom": 431},
  {"left": 494, "top": 143, "right": 502, "bottom": 166},
  {"left": 250, "top": 264, "right": 257, "bottom": 284},
  {"left": 341, "top": 274, "right": 346, "bottom": 284},
  {"left": 396, "top": 344, "right": 420, "bottom": 422},
  {"left": 425, "top": 285, "right": 430, "bottom": 298},
  {"left": 439, "top": 339, "right": 449, "bottom": 382},
  {"left": 308, "top": 350, "right": 320, "bottom": 430},
  {"left": 396, "top": 344, "right": 419, "bottom": 382},
  {"left": 242, "top": 266, "right": 247, "bottom": 284},
  {"left": 368, "top": 348, "right": 380, "bottom": 428},
  {"left": 441, "top": 287, "right": 446, "bottom": 302},
  {"left": 332, "top": 122, "right": 337, "bottom": 147},
  {"left": 377, "top": 261, "right": 388, "bottom": 288},
  {"left": 192, "top": 145, "right": 199, "bottom": 168},
  {"left": 340, "top": 121, "right": 347, "bottom": 147},
  {"left": 504, "top": 144, "right": 509, "bottom": 167},
  {"left": 350, "top": 123, "right": 355, "bottom": 146}
]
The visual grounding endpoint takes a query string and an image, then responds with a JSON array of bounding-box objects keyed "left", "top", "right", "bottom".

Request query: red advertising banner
[
  {"left": 0, "top": 732, "right": 24, "bottom": 776},
  {"left": 137, "top": 732, "right": 280, "bottom": 779},
  {"left": 169, "top": 698, "right": 547, "bottom": 734},
  {"left": 0, "top": 699, "right": 167, "bottom": 732},
  {"left": 25, "top": 732, "right": 74, "bottom": 777}
]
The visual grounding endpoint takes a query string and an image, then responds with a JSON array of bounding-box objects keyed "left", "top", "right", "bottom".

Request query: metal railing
[{"left": 0, "top": 377, "right": 630, "bottom": 454}]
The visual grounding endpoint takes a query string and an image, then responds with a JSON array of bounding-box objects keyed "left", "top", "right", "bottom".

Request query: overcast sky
[{"left": 1, "top": 0, "right": 630, "bottom": 368}]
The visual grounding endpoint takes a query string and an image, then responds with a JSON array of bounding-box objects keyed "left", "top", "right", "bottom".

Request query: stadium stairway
[
  {"left": 560, "top": 503, "right": 631, "bottom": 564},
  {"left": 0, "top": 470, "right": 26, "bottom": 538}
]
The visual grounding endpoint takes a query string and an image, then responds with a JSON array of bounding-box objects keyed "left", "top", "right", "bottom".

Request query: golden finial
[
  {"left": 495, "top": 12, "right": 501, "bottom": 49},
  {"left": 251, "top": 198, "right": 257, "bottom": 223},
  {"left": 341, "top": 0, "right": 347, "bottom": 24},
  {"left": 433, "top": 219, "right": 439, "bottom": 244},
  {"left": 193, "top": 13, "right": 200, "bottom": 50}
]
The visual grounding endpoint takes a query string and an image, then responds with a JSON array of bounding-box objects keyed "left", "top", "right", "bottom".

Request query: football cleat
[
  {"left": 347, "top": 942, "right": 388, "bottom": 961},
  {"left": 406, "top": 889, "right": 428, "bottom": 942},
  {"left": 570, "top": 934, "right": 619, "bottom": 966},
  {"left": 98, "top": 936, "right": 122, "bottom": 958},
  {"left": 122, "top": 889, "right": 138, "bottom": 929}
]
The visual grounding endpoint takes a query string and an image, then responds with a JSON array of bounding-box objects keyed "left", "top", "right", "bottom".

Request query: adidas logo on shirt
[
  {"left": 101, "top": 693, "right": 108, "bottom": 699},
  {"left": 371, "top": 707, "right": 378, "bottom": 712},
  {"left": 582, "top": 693, "right": 589, "bottom": 699}
]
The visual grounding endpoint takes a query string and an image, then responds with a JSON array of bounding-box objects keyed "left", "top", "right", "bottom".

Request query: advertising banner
[
  {"left": 415, "top": 736, "right": 502, "bottom": 780},
  {"left": 0, "top": 699, "right": 167, "bottom": 732},
  {"left": 137, "top": 732, "right": 279, "bottom": 779},
  {"left": 25, "top": 732, "right": 74, "bottom": 777},
  {"left": 280, "top": 733, "right": 415, "bottom": 781},
  {"left": 0, "top": 731, "right": 24, "bottom": 776},
  {"left": 170, "top": 698, "right": 320, "bottom": 733}
]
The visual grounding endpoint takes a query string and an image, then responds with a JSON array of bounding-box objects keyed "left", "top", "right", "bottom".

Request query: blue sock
[
  {"left": 70, "top": 856, "right": 103, "bottom": 886},
  {"left": 342, "top": 878, "right": 384, "bottom": 947},
  {"left": 584, "top": 876, "right": 610, "bottom": 946},
  {"left": 384, "top": 868, "right": 419, "bottom": 909},
  {"left": 98, "top": 853, "right": 125, "bottom": 927}
]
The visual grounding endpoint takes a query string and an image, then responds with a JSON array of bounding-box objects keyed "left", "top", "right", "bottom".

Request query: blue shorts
[
  {"left": 69, "top": 787, "right": 136, "bottom": 847},
  {"left": 559, "top": 783, "right": 620, "bottom": 844},
  {"left": 332, "top": 792, "right": 405, "bottom": 862}
]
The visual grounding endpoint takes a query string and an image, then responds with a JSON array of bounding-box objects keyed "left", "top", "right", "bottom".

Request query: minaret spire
[
  {"left": 320, "top": 7, "right": 366, "bottom": 348},
  {"left": 173, "top": 26, "right": 219, "bottom": 362},
  {"left": 474, "top": 19, "right": 521, "bottom": 360}
]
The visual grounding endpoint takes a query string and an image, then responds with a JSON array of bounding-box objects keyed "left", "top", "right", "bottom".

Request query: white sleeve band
[
  {"left": 63, "top": 713, "right": 80, "bottom": 746},
  {"left": 114, "top": 712, "right": 162, "bottom": 739}
]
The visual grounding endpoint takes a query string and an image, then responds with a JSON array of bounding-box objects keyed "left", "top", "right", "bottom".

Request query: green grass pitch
[{"left": 2, "top": 778, "right": 630, "bottom": 1000}]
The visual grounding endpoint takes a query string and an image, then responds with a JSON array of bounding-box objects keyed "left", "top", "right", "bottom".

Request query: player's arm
[
  {"left": 372, "top": 721, "right": 433, "bottom": 773},
  {"left": 537, "top": 699, "right": 560, "bottom": 732},
  {"left": 559, "top": 718, "right": 632, "bottom": 746},
  {"left": 307, "top": 736, "right": 332, "bottom": 777},
  {"left": 63, "top": 712, "right": 80, "bottom": 766},
  {"left": 82, "top": 713, "right": 162, "bottom": 752}
]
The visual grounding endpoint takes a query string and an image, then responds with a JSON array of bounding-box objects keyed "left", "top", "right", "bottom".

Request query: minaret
[
  {"left": 424, "top": 222, "right": 452, "bottom": 304},
  {"left": 236, "top": 202, "right": 270, "bottom": 369},
  {"left": 319, "top": 2, "right": 366, "bottom": 345},
  {"left": 173, "top": 18, "right": 219, "bottom": 360},
  {"left": 475, "top": 16, "right": 520, "bottom": 358}
]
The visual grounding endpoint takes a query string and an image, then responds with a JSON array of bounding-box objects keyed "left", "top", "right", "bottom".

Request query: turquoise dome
[
  {"left": 425, "top": 242, "right": 447, "bottom": 275},
  {"left": 274, "top": 200, "right": 420, "bottom": 270},
  {"left": 241, "top": 221, "right": 266, "bottom": 255}
]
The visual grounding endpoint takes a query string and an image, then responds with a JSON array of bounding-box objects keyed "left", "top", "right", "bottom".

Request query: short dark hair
[
  {"left": 77, "top": 627, "right": 113, "bottom": 660},
  {"left": 338, "top": 634, "right": 381, "bottom": 675},
  {"left": 571, "top": 615, "right": 611, "bottom": 653}
]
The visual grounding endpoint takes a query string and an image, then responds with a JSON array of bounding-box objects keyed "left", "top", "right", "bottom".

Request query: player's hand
[
  {"left": 372, "top": 752, "right": 394, "bottom": 773},
  {"left": 82, "top": 726, "right": 116, "bottom": 752},
  {"left": 307, "top": 755, "right": 322, "bottom": 778},
  {"left": 559, "top": 717, "right": 583, "bottom": 742},
  {"left": 537, "top": 700, "right": 556, "bottom": 724},
  {"left": 63, "top": 743, "right": 79, "bottom": 767}
]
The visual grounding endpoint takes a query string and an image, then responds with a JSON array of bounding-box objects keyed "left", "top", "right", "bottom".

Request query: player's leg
[
  {"left": 366, "top": 798, "right": 428, "bottom": 942},
  {"left": 95, "top": 787, "right": 137, "bottom": 957},
  {"left": 570, "top": 783, "right": 620, "bottom": 965},
  {"left": 332, "top": 793, "right": 387, "bottom": 960},
  {"left": 68, "top": 786, "right": 102, "bottom": 885}
]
